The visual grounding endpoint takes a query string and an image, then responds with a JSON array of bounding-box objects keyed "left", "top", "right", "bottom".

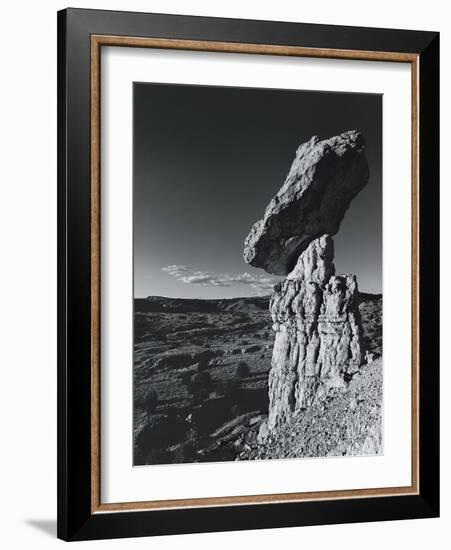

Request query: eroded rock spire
[
  {"left": 243, "top": 131, "right": 369, "bottom": 430},
  {"left": 267, "top": 235, "right": 363, "bottom": 429}
]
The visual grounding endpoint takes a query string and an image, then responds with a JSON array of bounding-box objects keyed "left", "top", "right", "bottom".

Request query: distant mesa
[
  {"left": 243, "top": 130, "right": 369, "bottom": 276},
  {"left": 136, "top": 295, "right": 270, "bottom": 314}
]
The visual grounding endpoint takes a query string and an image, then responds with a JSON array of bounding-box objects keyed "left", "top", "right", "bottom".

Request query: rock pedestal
[
  {"left": 243, "top": 131, "right": 369, "bottom": 432},
  {"left": 267, "top": 235, "right": 363, "bottom": 429}
]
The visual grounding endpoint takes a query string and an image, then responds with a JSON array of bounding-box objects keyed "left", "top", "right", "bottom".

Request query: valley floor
[{"left": 133, "top": 293, "right": 382, "bottom": 465}]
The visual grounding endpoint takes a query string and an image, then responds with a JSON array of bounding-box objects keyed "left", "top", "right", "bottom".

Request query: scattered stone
[
  {"left": 240, "top": 360, "right": 382, "bottom": 460},
  {"left": 257, "top": 421, "right": 270, "bottom": 444},
  {"left": 249, "top": 415, "right": 265, "bottom": 426}
]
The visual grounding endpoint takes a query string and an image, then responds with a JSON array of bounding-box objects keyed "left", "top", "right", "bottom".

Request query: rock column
[
  {"left": 267, "top": 235, "right": 364, "bottom": 429},
  {"left": 243, "top": 131, "right": 370, "bottom": 432}
]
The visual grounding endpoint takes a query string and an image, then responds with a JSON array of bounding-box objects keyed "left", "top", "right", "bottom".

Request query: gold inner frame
[{"left": 90, "top": 35, "right": 420, "bottom": 514}]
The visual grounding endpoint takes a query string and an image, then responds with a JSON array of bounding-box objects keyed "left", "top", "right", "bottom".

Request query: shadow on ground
[{"left": 25, "top": 519, "right": 57, "bottom": 538}]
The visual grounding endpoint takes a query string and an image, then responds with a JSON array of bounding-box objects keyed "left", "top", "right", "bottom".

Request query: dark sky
[{"left": 134, "top": 82, "right": 382, "bottom": 298}]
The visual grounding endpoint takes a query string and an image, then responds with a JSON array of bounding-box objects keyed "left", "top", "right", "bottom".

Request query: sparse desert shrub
[
  {"left": 236, "top": 361, "right": 250, "bottom": 378},
  {"left": 190, "top": 371, "right": 212, "bottom": 393},
  {"left": 214, "top": 379, "right": 226, "bottom": 396},
  {"left": 260, "top": 354, "right": 265, "bottom": 359},
  {"left": 136, "top": 414, "right": 186, "bottom": 457},
  {"left": 224, "top": 378, "right": 240, "bottom": 403},
  {"left": 196, "top": 359, "right": 210, "bottom": 373},
  {"left": 144, "top": 390, "right": 158, "bottom": 414},
  {"left": 195, "top": 350, "right": 217, "bottom": 362},
  {"left": 245, "top": 344, "right": 262, "bottom": 353},
  {"left": 153, "top": 353, "right": 193, "bottom": 371},
  {"left": 173, "top": 441, "right": 196, "bottom": 463},
  {"left": 180, "top": 371, "right": 192, "bottom": 386}
]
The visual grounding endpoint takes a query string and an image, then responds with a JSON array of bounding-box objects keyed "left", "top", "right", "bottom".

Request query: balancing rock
[
  {"left": 243, "top": 131, "right": 369, "bottom": 276},
  {"left": 243, "top": 131, "right": 369, "bottom": 430}
]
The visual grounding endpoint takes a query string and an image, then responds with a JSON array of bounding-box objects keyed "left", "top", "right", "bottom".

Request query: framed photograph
[{"left": 57, "top": 8, "right": 439, "bottom": 541}]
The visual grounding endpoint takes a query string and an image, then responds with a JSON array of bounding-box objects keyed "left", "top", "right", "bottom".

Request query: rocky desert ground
[{"left": 133, "top": 292, "right": 382, "bottom": 465}]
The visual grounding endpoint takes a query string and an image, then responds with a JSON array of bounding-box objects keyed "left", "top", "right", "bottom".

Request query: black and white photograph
[{"left": 133, "top": 82, "right": 383, "bottom": 466}]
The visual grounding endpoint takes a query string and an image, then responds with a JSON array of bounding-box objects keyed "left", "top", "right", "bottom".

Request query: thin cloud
[
  {"left": 162, "top": 265, "right": 189, "bottom": 277},
  {"left": 162, "top": 265, "right": 280, "bottom": 294}
]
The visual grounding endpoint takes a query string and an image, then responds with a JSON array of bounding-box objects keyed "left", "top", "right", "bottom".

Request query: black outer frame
[{"left": 57, "top": 8, "right": 439, "bottom": 542}]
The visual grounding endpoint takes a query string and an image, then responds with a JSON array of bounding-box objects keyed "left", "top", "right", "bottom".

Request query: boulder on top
[{"left": 243, "top": 131, "right": 369, "bottom": 276}]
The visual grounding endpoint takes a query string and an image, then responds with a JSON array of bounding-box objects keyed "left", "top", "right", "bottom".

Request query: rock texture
[
  {"left": 243, "top": 131, "right": 369, "bottom": 431},
  {"left": 243, "top": 131, "right": 369, "bottom": 276},
  {"left": 240, "top": 359, "right": 383, "bottom": 460},
  {"left": 267, "top": 235, "right": 364, "bottom": 429}
]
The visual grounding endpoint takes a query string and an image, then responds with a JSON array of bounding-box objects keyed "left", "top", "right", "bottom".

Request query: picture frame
[{"left": 57, "top": 7, "right": 439, "bottom": 541}]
